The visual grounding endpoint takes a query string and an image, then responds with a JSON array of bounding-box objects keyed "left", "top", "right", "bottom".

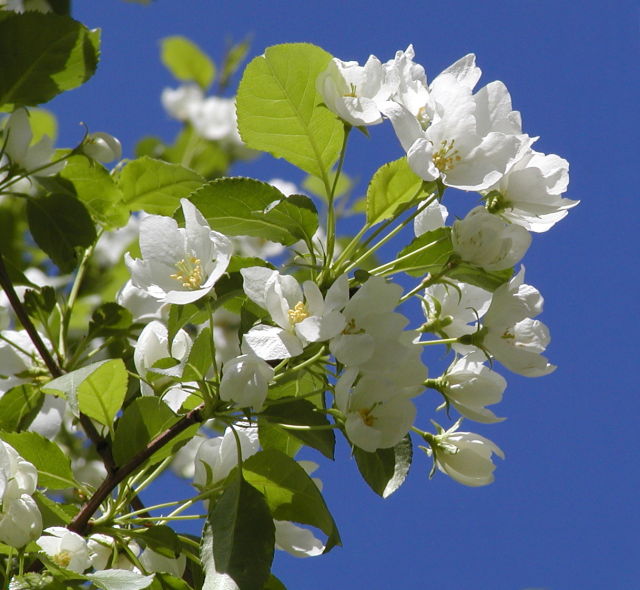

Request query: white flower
[
  {"left": 428, "top": 420, "right": 504, "bottom": 487},
  {"left": 37, "top": 527, "right": 91, "bottom": 573},
  {"left": 0, "top": 494, "right": 42, "bottom": 548},
  {"left": 133, "top": 320, "right": 192, "bottom": 396},
  {"left": 190, "top": 96, "right": 238, "bottom": 141},
  {"left": 335, "top": 369, "right": 417, "bottom": 452},
  {"left": 219, "top": 354, "right": 274, "bottom": 411},
  {"left": 82, "top": 132, "right": 122, "bottom": 163},
  {"left": 317, "top": 55, "right": 397, "bottom": 127},
  {"left": 125, "top": 198, "right": 233, "bottom": 305},
  {"left": 481, "top": 267, "right": 555, "bottom": 377},
  {"left": 140, "top": 547, "right": 186, "bottom": 577},
  {"left": 117, "top": 280, "right": 168, "bottom": 323},
  {"left": 88, "top": 534, "right": 140, "bottom": 571},
  {"left": 0, "top": 0, "right": 51, "bottom": 13},
  {"left": 452, "top": 206, "right": 531, "bottom": 271},
  {"left": 484, "top": 149, "right": 578, "bottom": 232},
  {"left": 241, "top": 268, "right": 347, "bottom": 360},
  {"left": 414, "top": 199, "right": 449, "bottom": 236},
  {"left": 193, "top": 425, "right": 259, "bottom": 489},
  {"left": 1, "top": 108, "right": 63, "bottom": 176},
  {"left": 440, "top": 356, "right": 506, "bottom": 423},
  {"left": 381, "top": 54, "right": 530, "bottom": 191},
  {"left": 161, "top": 84, "right": 204, "bottom": 121},
  {"left": 274, "top": 521, "right": 324, "bottom": 558},
  {"left": 94, "top": 214, "right": 140, "bottom": 267}
]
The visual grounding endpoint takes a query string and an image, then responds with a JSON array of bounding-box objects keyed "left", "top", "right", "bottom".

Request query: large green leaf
[
  {"left": 236, "top": 43, "right": 344, "bottom": 178},
  {"left": 0, "top": 384, "right": 44, "bottom": 432},
  {"left": 26, "top": 192, "right": 97, "bottom": 272},
  {"left": 390, "top": 227, "right": 453, "bottom": 276},
  {"left": 206, "top": 476, "right": 274, "bottom": 590},
  {"left": 0, "top": 431, "right": 74, "bottom": 489},
  {"left": 0, "top": 13, "right": 99, "bottom": 109},
  {"left": 76, "top": 358, "right": 128, "bottom": 427},
  {"left": 366, "top": 158, "right": 428, "bottom": 225},
  {"left": 243, "top": 449, "right": 341, "bottom": 552},
  {"left": 117, "top": 156, "right": 204, "bottom": 215},
  {"left": 189, "top": 177, "right": 316, "bottom": 245},
  {"left": 161, "top": 36, "right": 215, "bottom": 89},
  {"left": 353, "top": 435, "right": 413, "bottom": 498},
  {"left": 261, "top": 399, "right": 335, "bottom": 460},
  {"left": 59, "top": 155, "right": 128, "bottom": 229}
]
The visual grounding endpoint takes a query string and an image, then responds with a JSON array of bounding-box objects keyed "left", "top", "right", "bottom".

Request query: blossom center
[
  {"left": 342, "top": 318, "right": 365, "bottom": 335},
  {"left": 343, "top": 83, "right": 358, "bottom": 98},
  {"left": 417, "top": 106, "right": 430, "bottom": 130},
  {"left": 52, "top": 550, "right": 72, "bottom": 568},
  {"left": 170, "top": 256, "right": 204, "bottom": 289},
  {"left": 358, "top": 407, "right": 376, "bottom": 427},
  {"left": 432, "top": 139, "right": 461, "bottom": 172},
  {"left": 288, "top": 301, "right": 310, "bottom": 324}
]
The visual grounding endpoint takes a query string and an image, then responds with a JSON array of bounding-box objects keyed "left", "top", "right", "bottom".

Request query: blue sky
[{"left": 50, "top": 1, "right": 640, "bottom": 588}]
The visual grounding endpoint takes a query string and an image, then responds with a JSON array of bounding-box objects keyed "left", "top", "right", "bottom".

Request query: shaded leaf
[
  {"left": 161, "top": 36, "right": 215, "bottom": 89},
  {"left": 354, "top": 435, "right": 413, "bottom": 498},
  {"left": 0, "top": 384, "right": 44, "bottom": 432}
]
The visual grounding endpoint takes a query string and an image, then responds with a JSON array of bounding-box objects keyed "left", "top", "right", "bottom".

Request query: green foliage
[
  {"left": 33, "top": 492, "right": 76, "bottom": 527},
  {"left": 131, "top": 525, "right": 181, "bottom": 559},
  {"left": 0, "top": 431, "right": 74, "bottom": 489},
  {"left": 58, "top": 155, "right": 128, "bottom": 229},
  {"left": 354, "top": 435, "right": 413, "bottom": 498},
  {"left": 161, "top": 36, "right": 215, "bottom": 90},
  {"left": 236, "top": 43, "right": 344, "bottom": 178},
  {"left": 88, "top": 303, "right": 133, "bottom": 339},
  {"left": 366, "top": 157, "right": 428, "bottom": 225},
  {"left": 0, "top": 13, "right": 99, "bottom": 110},
  {"left": 0, "top": 384, "right": 44, "bottom": 432},
  {"left": 206, "top": 476, "right": 275, "bottom": 590},
  {"left": 26, "top": 192, "right": 97, "bottom": 272},
  {"left": 29, "top": 108, "right": 57, "bottom": 143},
  {"left": 75, "top": 358, "right": 128, "bottom": 427},
  {"left": 117, "top": 156, "right": 204, "bottom": 215},
  {"left": 163, "top": 126, "right": 229, "bottom": 179},
  {"left": 243, "top": 449, "right": 342, "bottom": 552},
  {"left": 189, "top": 177, "right": 318, "bottom": 246}
]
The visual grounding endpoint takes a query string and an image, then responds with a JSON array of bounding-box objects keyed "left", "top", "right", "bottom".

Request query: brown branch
[{"left": 68, "top": 404, "right": 204, "bottom": 536}]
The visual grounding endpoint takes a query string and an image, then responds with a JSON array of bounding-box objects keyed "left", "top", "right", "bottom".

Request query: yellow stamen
[
  {"left": 358, "top": 407, "right": 376, "bottom": 427},
  {"left": 432, "top": 139, "right": 462, "bottom": 172},
  {"left": 288, "top": 301, "right": 310, "bottom": 324},
  {"left": 52, "top": 550, "right": 72, "bottom": 568},
  {"left": 343, "top": 83, "right": 358, "bottom": 98},
  {"left": 170, "top": 256, "right": 204, "bottom": 289},
  {"left": 342, "top": 318, "right": 365, "bottom": 335}
]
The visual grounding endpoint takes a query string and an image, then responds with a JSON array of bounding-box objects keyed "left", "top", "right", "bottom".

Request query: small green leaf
[
  {"left": 261, "top": 399, "right": 335, "bottom": 460},
  {"left": 0, "top": 384, "right": 44, "bottom": 432},
  {"left": 0, "top": 13, "right": 99, "bottom": 109},
  {"left": 167, "top": 301, "right": 207, "bottom": 347},
  {"left": 189, "top": 177, "right": 306, "bottom": 246},
  {"left": 448, "top": 263, "right": 513, "bottom": 292},
  {"left": 182, "top": 327, "right": 213, "bottom": 382},
  {"left": 243, "top": 449, "right": 341, "bottom": 552},
  {"left": 236, "top": 43, "right": 344, "bottom": 178},
  {"left": 59, "top": 155, "right": 128, "bottom": 229},
  {"left": 257, "top": 418, "right": 302, "bottom": 458},
  {"left": 391, "top": 227, "right": 453, "bottom": 277},
  {"left": 26, "top": 192, "right": 97, "bottom": 272},
  {"left": 354, "top": 435, "right": 413, "bottom": 498},
  {"left": 88, "top": 303, "right": 133, "bottom": 338},
  {"left": 161, "top": 36, "right": 215, "bottom": 90},
  {"left": 33, "top": 491, "right": 76, "bottom": 527},
  {"left": 29, "top": 108, "right": 57, "bottom": 143},
  {"left": 148, "top": 573, "right": 193, "bottom": 590},
  {"left": 117, "top": 156, "right": 204, "bottom": 215},
  {"left": 0, "top": 431, "right": 74, "bottom": 489},
  {"left": 207, "top": 476, "right": 274, "bottom": 590},
  {"left": 303, "top": 169, "right": 352, "bottom": 201},
  {"left": 219, "top": 37, "right": 250, "bottom": 91},
  {"left": 263, "top": 194, "right": 318, "bottom": 246},
  {"left": 76, "top": 358, "right": 128, "bottom": 427},
  {"left": 264, "top": 575, "right": 287, "bottom": 590},
  {"left": 366, "top": 158, "right": 427, "bottom": 225},
  {"left": 163, "top": 125, "right": 229, "bottom": 179}
]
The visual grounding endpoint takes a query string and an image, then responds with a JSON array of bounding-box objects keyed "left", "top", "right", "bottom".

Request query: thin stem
[
  {"left": 415, "top": 337, "right": 459, "bottom": 346},
  {"left": 368, "top": 235, "right": 448, "bottom": 276},
  {"left": 277, "top": 422, "right": 338, "bottom": 431},
  {"left": 272, "top": 346, "right": 327, "bottom": 382}
]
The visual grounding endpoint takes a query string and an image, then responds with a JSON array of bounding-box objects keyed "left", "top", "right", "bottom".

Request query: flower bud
[{"left": 83, "top": 131, "right": 122, "bottom": 163}]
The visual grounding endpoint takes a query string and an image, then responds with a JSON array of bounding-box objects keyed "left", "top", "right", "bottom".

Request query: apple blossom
[
  {"left": 484, "top": 149, "right": 578, "bottom": 232},
  {"left": 125, "top": 198, "right": 233, "bottom": 304},
  {"left": 451, "top": 206, "right": 531, "bottom": 271},
  {"left": 37, "top": 527, "right": 92, "bottom": 573},
  {"left": 82, "top": 131, "right": 122, "bottom": 163},
  {"left": 426, "top": 420, "right": 504, "bottom": 487},
  {"left": 219, "top": 353, "right": 274, "bottom": 410},
  {"left": 317, "top": 55, "right": 398, "bottom": 127},
  {"left": 161, "top": 84, "right": 204, "bottom": 121},
  {"left": 414, "top": 199, "right": 449, "bottom": 236},
  {"left": 140, "top": 547, "right": 187, "bottom": 577}
]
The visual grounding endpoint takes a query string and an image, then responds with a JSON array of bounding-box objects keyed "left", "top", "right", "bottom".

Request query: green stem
[
  {"left": 415, "top": 337, "right": 459, "bottom": 346},
  {"left": 368, "top": 235, "right": 448, "bottom": 277}
]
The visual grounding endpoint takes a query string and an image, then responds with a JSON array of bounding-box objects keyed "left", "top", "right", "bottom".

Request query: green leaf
[
  {"left": 163, "top": 125, "right": 229, "bottom": 179},
  {"left": 366, "top": 158, "right": 427, "bottom": 225},
  {"left": 33, "top": 491, "right": 76, "bottom": 527},
  {"left": 354, "top": 435, "right": 413, "bottom": 498},
  {"left": 88, "top": 302, "right": 133, "bottom": 338},
  {"left": 243, "top": 449, "right": 341, "bottom": 552},
  {"left": 219, "top": 37, "right": 250, "bottom": 91},
  {"left": 161, "top": 36, "right": 215, "bottom": 90},
  {"left": 264, "top": 575, "right": 287, "bottom": 590},
  {"left": 303, "top": 169, "right": 352, "bottom": 201},
  {"left": 182, "top": 327, "right": 213, "bottom": 382},
  {"left": 257, "top": 418, "right": 302, "bottom": 458},
  {"left": 26, "top": 192, "right": 97, "bottom": 272},
  {"left": 0, "top": 13, "right": 99, "bottom": 109},
  {"left": 167, "top": 301, "right": 208, "bottom": 347},
  {"left": 76, "top": 358, "right": 128, "bottom": 427},
  {"left": 0, "top": 384, "right": 44, "bottom": 432},
  {"left": 42, "top": 359, "right": 111, "bottom": 417},
  {"left": 148, "top": 573, "right": 193, "bottom": 590},
  {"left": 189, "top": 177, "right": 308, "bottom": 246},
  {"left": 263, "top": 194, "right": 318, "bottom": 246},
  {"left": 391, "top": 227, "right": 453, "bottom": 277},
  {"left": 448, "top": 263, "right": 513, "bottom": 292},
  {"left": 29, "top": 108, "right": 57, "bottom": 143},
  {"left": 206, "top": 476, "right": 274, "bottom": 590},
  {"left": 59, "top": 155, "right": 128, "bottom": 229},
  {"left": 261, "top": 399, "right": 335, "bottom": 459},
  {"left": 117, "top": 156, "right": 204, "bottom": 215},
  {"left": 0, "top": 431, "right": 74, "bottom": 489},
  {"left": 112, "top": 397, "right": 198, "bottom": 466},
  {"left": 236, "top": 43, "right": 344, "bottom": 178},
  {"left": 130, "top": 525, "right": 181, "bottom": 559}
]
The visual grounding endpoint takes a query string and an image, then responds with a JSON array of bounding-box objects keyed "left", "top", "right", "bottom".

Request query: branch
[{"left": 68, "top": 404, "right": 204, "bottom": 536}]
